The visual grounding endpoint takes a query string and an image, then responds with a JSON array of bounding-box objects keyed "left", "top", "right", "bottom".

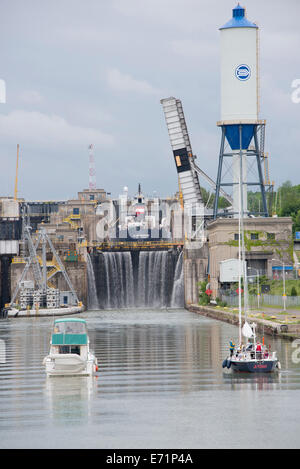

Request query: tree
[
  {"left": 274, "top": 181, "right": 300, "bottom": 234},
  {"left": 290, "top": 286, "right": 298, "bottom": 297}
]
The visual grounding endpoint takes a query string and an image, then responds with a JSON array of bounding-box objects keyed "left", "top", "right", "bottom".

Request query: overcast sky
[{"left": 0, "top": 0, "right": 299, "bottom": 201}]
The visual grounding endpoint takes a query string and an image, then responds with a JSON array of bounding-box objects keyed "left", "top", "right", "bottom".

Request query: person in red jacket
[{"left": 256, "top": 343, "right": 262, "bottom": 359}]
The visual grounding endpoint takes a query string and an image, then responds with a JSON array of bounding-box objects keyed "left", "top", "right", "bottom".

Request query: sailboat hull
[{"left": 230, "top": 359, "right": 277, "bottom": 373}]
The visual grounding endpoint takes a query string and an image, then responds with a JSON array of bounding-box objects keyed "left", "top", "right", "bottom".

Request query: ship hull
[
  {"left": 43, "top": 353, "right": 97, "bottom": 377},
  {"left": 7, "top": 305, "right": 85, "bottom": 318},
  {"left": 230, "top": 359, "right": 277, "bottom": 373}
]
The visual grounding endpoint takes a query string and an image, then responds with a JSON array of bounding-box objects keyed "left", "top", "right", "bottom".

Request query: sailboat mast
[
  {"left": 238, "top": 125, "right": 249, "bottom": 328},
  {"left": 238, "top": 125, "right": 243, "bottom": 344},
  {"left": 238, "top": 194, "right": 242, "bottom": 345}
]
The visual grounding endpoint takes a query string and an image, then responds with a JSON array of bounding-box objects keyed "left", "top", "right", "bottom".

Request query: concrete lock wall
[{"left": 184, "top": 242, "right": 208, "bottom": 305}]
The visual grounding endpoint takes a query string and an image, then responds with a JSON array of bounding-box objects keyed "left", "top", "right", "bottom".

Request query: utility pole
[{"left": 14, "top": 144, "right": 19, "bottom": 201}]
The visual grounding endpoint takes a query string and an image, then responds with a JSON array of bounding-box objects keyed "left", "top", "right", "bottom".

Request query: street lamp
[
  {"left": 272, "top": 258, "right": 286, "bottom": 311},
  {"left": 248, "top": 266, "right": 260, "bottom": 309}
]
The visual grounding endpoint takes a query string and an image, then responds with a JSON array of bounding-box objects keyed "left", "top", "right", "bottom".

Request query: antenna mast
[{"left": 88, "top": 144, "right": 96, "bottom": 190}]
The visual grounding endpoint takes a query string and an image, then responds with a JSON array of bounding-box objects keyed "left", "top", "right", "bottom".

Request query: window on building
[
  {"left": 89, "top": 195, "right": 95, "bottom": 200},
  {"left": 73, "top": 208, "right": 80, "bottom": 215},
  {"left": 250, "top": 233, "right": 259, "bottom": 240},
  {"left": 267, "top": 232, "right": 275, "bottom": 240},
  {"left": 234, "top": 233, "right": 241, "bottom": 240}
]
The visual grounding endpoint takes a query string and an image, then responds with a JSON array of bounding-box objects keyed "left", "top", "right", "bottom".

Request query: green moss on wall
[{"left": 222, "top": 230, "right": 293, "bottom": 261}]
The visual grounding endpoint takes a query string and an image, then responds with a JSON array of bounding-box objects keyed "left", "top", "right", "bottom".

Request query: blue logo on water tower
[{"left": 235, "top": 64, "right": 251, "bottom": 81}]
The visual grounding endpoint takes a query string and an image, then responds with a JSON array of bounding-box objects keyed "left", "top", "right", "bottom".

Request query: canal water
[{"left": 0, "top": 308, "right": 300, "bottom": 449}]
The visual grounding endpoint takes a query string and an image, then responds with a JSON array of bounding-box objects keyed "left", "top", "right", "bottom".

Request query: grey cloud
[{"left": 0, "top": 0, "right": 299, "bottom": 200}]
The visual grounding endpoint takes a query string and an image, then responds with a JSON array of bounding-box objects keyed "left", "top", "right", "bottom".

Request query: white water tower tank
[{"left": 220, "top": 4, "right": 259, "bottom": 123}]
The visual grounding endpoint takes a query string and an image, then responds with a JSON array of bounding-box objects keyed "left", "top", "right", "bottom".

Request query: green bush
[
  {"left": 198, "top": 281, "right": 211, "bottom": 305},
  {"left": 290, "top": 286, "right": 298, "bottom": 296}
]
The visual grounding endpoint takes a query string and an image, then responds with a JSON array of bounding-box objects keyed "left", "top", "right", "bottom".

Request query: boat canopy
[{"left": 52, "top": 318, "right": 87, "bottom": 345}]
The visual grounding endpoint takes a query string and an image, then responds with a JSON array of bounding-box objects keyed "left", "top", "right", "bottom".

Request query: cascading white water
[
  {"left": 86, "top": 253, "right": 99, "bottom": 310},
  {"left": 88, "top": 250, "right": 184, "bottom": 309},
  {"left": 170, "top": 251, "right": 184, "bottom": 308},
  {"left": 102, "top": 252, "right": 135, "bottom": 308},
  {"left": 137, "top": 251, "right": 169, "bottom": 307}
]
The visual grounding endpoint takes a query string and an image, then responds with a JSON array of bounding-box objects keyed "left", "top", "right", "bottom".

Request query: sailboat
[
  {"left": 223, "top": 321, "right": 281, "bottom": 373},
  {"left": 222, "top": 132, "right": 281, "bottom": 373}
]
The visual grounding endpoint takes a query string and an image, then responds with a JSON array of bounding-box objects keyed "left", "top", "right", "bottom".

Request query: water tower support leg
[{"left": 213, "top": 126, "right": 226, "bottom": 219}]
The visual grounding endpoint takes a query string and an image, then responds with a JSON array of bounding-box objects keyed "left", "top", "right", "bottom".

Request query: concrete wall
[
  {"left": 184, "top": 241, "right": 208, "bottom": 305},
  {"left": 0, "top": 256, "right": 11, "bottom": 308}
]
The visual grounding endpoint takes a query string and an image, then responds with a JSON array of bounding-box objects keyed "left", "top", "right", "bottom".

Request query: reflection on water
[
  {"left": 223, "top": 371, "right": 282, "bottom": 391},
  {"left": 44, "top": 376, "right": 97, "bottom": 423},
  {"left": 0, "top": 309, "right": 300, "bottom": 448}
]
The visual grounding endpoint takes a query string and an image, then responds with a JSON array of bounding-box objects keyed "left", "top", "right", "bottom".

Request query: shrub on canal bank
[
  {"left": 198, "top": 281, "right": 210, "bottom": 306},
  {"left": 291, "top": 286, "right": 298, "bottom": 296},
  {"left": 198, "top": 281, "right": 227, "bottom": 307}
]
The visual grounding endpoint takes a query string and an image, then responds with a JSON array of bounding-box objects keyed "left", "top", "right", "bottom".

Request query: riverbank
[{"left": 187, "top": 304, "right": 300, "bottom": 341}]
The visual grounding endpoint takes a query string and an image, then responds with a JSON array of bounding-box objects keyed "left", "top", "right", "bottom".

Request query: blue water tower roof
[{"left": 220, "top": 3, "right": 258, "bottom": 30}]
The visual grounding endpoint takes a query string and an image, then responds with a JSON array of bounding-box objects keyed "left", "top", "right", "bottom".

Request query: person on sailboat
[
  {"left": 229, "top": 340, "right": 235, "bottom": 357},
  {"left": 256, "top": 342, "right": 262, "bottom": 359}
]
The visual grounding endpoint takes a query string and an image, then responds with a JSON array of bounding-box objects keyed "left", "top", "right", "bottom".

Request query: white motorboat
[{"left": 43, "top": 318, "right": 98, "bottom": 376}]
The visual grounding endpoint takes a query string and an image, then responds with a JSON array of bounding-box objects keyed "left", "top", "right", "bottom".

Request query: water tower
[{"left": 213, "top": 4, "right": 269, "bottom": 219}]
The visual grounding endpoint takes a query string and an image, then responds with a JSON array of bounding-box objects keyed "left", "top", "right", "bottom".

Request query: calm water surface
[{"left": 0, "top": 308, "right": 300, "bottom": 449}]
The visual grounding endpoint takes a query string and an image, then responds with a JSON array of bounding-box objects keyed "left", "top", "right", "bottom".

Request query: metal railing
[
  {"left": 220, "top": 293, "right": 300, "bottom": 308},
  {"left": 92, "top": 240, "right": 184, "bottom": 251}
]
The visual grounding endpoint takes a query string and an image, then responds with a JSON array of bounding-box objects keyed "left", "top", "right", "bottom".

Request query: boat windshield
[{"left": 53, "top": 321, "right": 86, "bottom": 334}]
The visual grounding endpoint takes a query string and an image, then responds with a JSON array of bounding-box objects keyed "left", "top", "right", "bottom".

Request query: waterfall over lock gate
[
  {"left": 170, "top": 251, "right": 184, "bottom": 308},
  {"left": 86, "top": 253, "right": 99, "bottom": 310},
  {"left": 87, "top": 250, "right": 184, "bottom": 309}
]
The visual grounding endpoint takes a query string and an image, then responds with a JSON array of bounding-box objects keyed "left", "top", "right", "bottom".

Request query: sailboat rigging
[{"left": 222, "top": 125, "right": 281, "bottom": 373}]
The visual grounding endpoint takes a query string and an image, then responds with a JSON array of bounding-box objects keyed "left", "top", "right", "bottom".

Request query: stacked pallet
[{"left": 46, "top": 288, "right": 60, "bottom": 309}]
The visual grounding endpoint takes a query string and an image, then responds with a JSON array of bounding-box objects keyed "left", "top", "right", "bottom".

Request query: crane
[{"left": 10, "top": 226, "right": 79, "bottom": 308}]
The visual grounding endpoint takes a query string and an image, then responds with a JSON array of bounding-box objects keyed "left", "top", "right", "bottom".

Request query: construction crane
[
  {"left": 10, "top": 226, "right": 79, "bottom": 307},
  {"left": 10, "top": 226, "right": 44, "bottom": 305}
]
